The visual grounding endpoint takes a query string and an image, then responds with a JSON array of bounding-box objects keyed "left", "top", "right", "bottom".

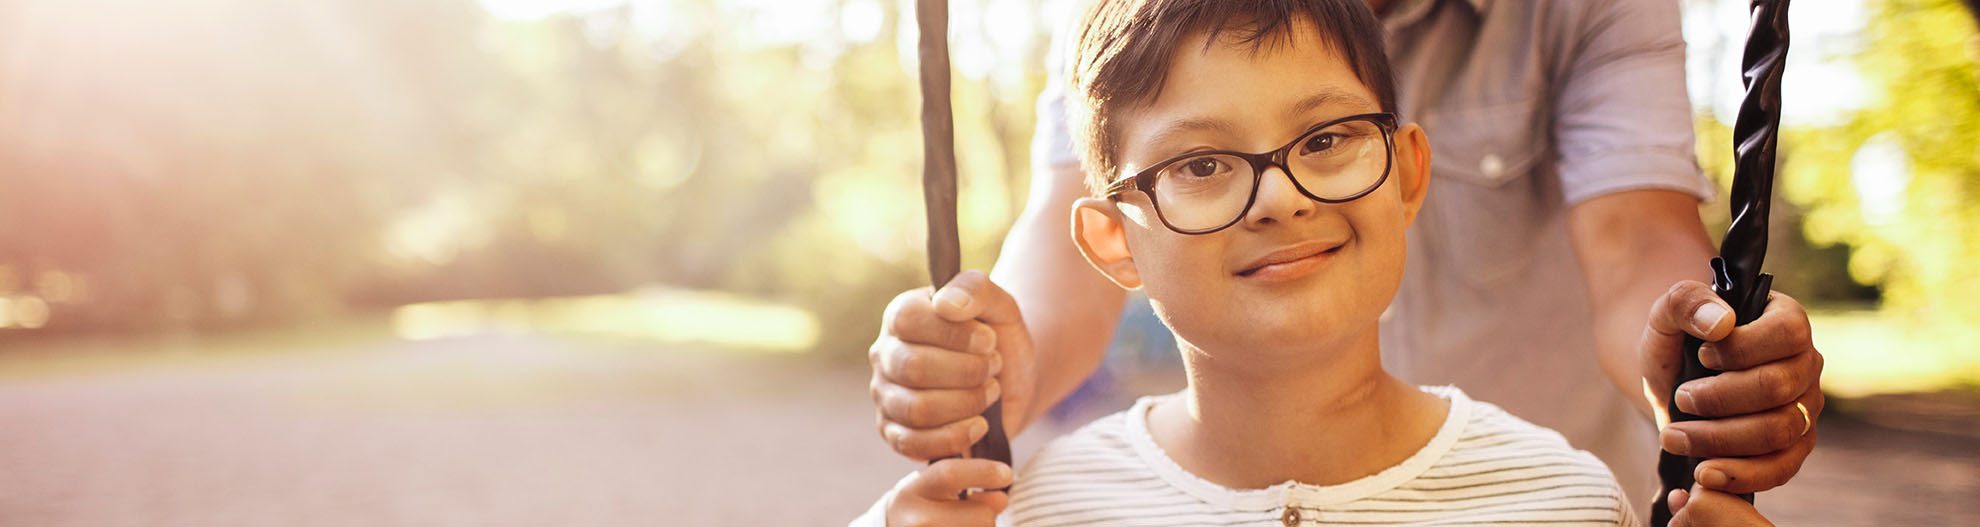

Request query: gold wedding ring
[{"left": 1794, "top": 401, "right": 1812, "bottom": 436}]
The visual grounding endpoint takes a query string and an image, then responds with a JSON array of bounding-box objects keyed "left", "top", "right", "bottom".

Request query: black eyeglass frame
[{"left": 1102, "top": 112, "right": 1399, "bottom": 235}]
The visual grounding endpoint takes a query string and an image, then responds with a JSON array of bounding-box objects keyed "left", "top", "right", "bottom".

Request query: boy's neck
[{"left": 1149, "top": 328, "right": 1450, "bottom": 490}]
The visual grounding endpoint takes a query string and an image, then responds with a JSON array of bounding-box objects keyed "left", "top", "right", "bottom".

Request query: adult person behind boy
[
  {"left": 861, "top": 2, "right": 1774, "bottom": 524},
  {"left": 867, "top": 0, "right": 1826, "bottom": 512}
]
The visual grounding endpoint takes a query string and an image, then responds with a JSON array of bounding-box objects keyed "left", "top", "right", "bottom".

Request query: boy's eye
[
  {"left": 1180, "top": 157, "right": 1228, "bottom": 178},
  {"left": 1300, "top": 133, "right": 1341, "bottom": 155}
]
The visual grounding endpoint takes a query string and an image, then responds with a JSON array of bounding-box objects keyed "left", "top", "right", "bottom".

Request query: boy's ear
[
  {"left": 1070, "top": 197, "right": 1142, "bottom": 290},
  {"left": 1393, "top": 123, "right": 1432, "bottom": 226}
]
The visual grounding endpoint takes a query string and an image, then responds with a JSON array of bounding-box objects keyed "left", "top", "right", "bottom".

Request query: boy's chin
[
  {"left": 1229, "top": 318, "right": 1367, "bottom": 356},
  {"left": 1196, "top": 332, "right": 1366, "bottom": 375},
  {"left": 1236, "top": 300, "right": 1342, "bottom": 331},
  {"left": 1252, "top": 327, "right": 1354, "bottom": 353}
]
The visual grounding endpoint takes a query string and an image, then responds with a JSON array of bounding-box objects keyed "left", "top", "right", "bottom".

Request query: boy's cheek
[{"left": 1135, "top": 244, "right": 1237, "bottom": 315}]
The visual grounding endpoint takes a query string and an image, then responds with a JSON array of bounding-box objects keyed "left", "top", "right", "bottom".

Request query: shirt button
[
  {"left": 1480, "top": 153, "right": 1505, "bottom": 178},
  {"left": 1281, "top": 507, "right": 1301, "bottom": 526}
]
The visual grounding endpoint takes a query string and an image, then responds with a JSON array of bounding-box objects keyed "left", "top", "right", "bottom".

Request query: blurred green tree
[{"left": 1772, "top": 0, "right": 1980, "bottom": 332}]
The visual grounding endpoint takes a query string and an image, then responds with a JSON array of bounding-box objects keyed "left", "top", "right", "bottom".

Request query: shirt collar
[{"left": 1383, "top": 0, "right": 1491, "bottom": 30}]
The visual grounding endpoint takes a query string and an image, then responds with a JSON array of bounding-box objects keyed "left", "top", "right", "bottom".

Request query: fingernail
[
  {"left": 1675, "top": 388, "right": 1697, "bottom": 414},
  {"left": 970, "top": 326, "right": 995, "bottom": 354},
  {"left": 987, "top": 353, "right": 1003, "bottom": 378},
  {"left": 1661, "top": 427, "right": 1691, "bottom": 455},
  {"left": 986, "top": 381, "right": 1002, "bottom": 404},
  {"left": 968, "top": 418, "right": 988, "bottom": 442},
  {"left": 1698, "top": 468, "right": 1729, "bottom": 489},
  {"left": 994, "top": 461, "right": 1013, "bottom": 480},
  {"left": 1693, "top": 302, "right": 1730, "bottom": 335},
  {"left": 934, "top": 288, "right": 971, "bottom": 311}
]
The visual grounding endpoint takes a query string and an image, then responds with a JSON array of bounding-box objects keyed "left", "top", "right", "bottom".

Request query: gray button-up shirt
[{"left": 1033, "top": 0, "right": 1715, "bottom": 515}]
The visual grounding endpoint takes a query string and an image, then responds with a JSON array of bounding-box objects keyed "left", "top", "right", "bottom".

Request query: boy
[{"left": 859, "top": 0, "right": 1771, "bottom": 525}]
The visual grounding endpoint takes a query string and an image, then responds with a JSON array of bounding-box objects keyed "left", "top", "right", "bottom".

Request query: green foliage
[{"left": 1774, "top": 0, "right": 1980, "bottom": 330}]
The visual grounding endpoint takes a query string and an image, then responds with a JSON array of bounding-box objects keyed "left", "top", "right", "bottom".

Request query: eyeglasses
[{"left": 1103, "top": 112, "right": 1398, "bottom": 235}]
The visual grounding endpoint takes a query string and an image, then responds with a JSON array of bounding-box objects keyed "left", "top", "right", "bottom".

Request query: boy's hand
[
  {"left": 870, "top": 270, "right": 1038, "bottom": 461},
  {"left": 1641, "top": 281, "right": 1824, "bottom": 494},
  {"left": 884, "top": 458, "right": 1014, "bottom": 527},
  {"left": 1666, "top": 485, "right": 1776, "bottom": 526}
]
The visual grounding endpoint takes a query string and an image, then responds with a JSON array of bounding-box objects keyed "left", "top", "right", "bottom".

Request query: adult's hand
[
  {"left": 870, "top": 270, "right": 1038, "bottom": 462},
  {"left": 1641, "top": 281, "right": 1824, "bottom": 494}
]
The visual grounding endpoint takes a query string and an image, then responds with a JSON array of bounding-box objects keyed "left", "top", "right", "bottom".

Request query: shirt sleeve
[
  {"left": 1030, "top": 6, "right": 1082, "bottom": 173},
  {"left": 1610, "top": 475, "right": 1640, "bottom": 527},
  {"left": 847, "top": 492, "right": 890, "bottom": 527},
  {"left": 1551, "top": 0, "right": 1716, "bottom": 205}
]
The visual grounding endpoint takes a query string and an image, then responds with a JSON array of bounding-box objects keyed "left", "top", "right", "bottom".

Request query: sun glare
[
  {"left": 478, "top": 0, "right": 627, "bottom": 21},
  {"left": 390, "top": 289, "right": 821, "bottom": 353}
]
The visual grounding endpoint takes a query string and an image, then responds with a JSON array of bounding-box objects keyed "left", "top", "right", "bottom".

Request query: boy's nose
[{"left": 1241, "top": 165, "right": 1318, "bottom": 229}]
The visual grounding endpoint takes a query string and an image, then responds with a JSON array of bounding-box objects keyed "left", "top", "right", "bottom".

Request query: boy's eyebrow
[
  {"left": 1142, "top": 117, "right": 1241, "bottom": 152},
  {"left": 1140, "top": 87, "right": 1375, "bottom": 153},
  {"left": 1290, "top": 87, "right": 1371, "bottom": 117}
]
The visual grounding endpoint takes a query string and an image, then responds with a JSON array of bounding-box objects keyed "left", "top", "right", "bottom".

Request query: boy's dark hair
[{"left": 1067, "top": 0, "right": 1398, "bottom": 194}]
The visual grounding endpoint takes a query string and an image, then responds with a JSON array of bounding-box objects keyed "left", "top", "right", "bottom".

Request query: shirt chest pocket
[{"left": 1417, "top": 98, "right": 1552, "bottom": 288}]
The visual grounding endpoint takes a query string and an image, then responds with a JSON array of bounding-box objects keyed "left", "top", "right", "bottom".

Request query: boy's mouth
[{"left": 1234, "top": 240, "right": 1348, "bottom": 281}]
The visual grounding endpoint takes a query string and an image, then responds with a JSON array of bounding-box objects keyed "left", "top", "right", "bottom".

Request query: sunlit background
[{"left": 0, "top": 0, "right": 1974, "bottom": 525}]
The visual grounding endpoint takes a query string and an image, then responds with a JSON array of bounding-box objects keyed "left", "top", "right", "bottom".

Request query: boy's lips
[{"left": 1234, "top": 239, "right": 1348, "bottom": 282}]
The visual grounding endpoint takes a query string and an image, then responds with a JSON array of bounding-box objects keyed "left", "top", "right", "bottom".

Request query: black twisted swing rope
[
  {"left": 916, "top": 0, "right": 1015, "bottom": 478},
  {"left": 1650, "top": 0, "right": 1789, "bottom": 523}
]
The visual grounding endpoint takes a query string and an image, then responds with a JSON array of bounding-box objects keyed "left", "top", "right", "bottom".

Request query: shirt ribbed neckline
[{"left": 1121, "top": 385, "right": 1474, "bottom": 511}]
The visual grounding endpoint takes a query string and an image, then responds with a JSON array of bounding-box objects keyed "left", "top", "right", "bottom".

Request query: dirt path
[{"left": 0, "top": 334, "right": 1972, "bottom": 526}]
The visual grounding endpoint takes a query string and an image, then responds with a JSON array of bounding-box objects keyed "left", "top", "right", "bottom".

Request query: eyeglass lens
[{"left": 1147, "top": 118, "right": 1389, "bottom": 232}]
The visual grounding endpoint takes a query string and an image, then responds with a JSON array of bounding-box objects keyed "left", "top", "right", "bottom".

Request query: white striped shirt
[{"left": 1003, "top": 387, "right": 1635, "bottom": 527}]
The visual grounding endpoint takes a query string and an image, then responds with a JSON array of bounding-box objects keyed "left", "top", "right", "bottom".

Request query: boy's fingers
[
  {"left": 906, "top": 458, "right": 1016, "bottom": 501},
  {"left": 1669, "top": 485, "right": 1775, "bottom": 526},
  {"left": 1665, "top": 488, "right": 1689, "bottom": 514},
  {"left": 932, "top": 270, "right": 1026, "bottom": 327},
  {"left": 887, "top": 486, "right": 1003, "bottom": 527},
  {"left": 1692, "top": 430, "right": 1816, "bottom": 494},
  {"left": 875, "top": 379, "right": 999, "bottom": 428},
  {"left": 1674, "top": 352, "right": 1817, "bottom": 417},
  {"left": 1698, "top": 293, "right": 1813, "bottom": 370},
  {"left": 1647, "top": 281, "right": 1736, "bottom": 344},
  {"left": 968, "top": 489, "right": 1010, "bottom": 512},
  {"left": 887, "top": 288, "right": 995, "bottom": 354},
  {"left": 880, "top": 416, "right": 989, "bottom": 462},
  {"left": 889, "top": 498, "right": 1002, "bottom": 527},
  {"left": 1661, "top": 392, "right": 1813, "bottom": 457},
  {"left": 878, "top": 341, "right": 998, "bottom": 389}
]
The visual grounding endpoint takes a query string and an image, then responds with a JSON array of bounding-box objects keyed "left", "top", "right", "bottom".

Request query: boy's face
[{"left": 1073, "top": 19, "right": 1431, "bottom": 362}]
